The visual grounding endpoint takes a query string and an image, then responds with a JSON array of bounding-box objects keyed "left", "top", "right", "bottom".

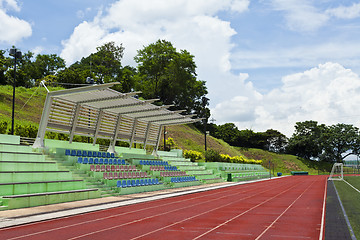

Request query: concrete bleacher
[
  {"left": 199, "top": 162, "right": 270, "bottom": 181},
  {"left": 157, "top": 150, "right": 224, "bottom": 184},
  {"left": 0, "top": 134, "right": 269, "bottom": 210},
  {"left": 0, "top": 135, "right": 100, "bottom": 210}
]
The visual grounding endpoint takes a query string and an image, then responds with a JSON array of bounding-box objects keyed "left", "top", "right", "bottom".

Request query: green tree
[
  {"left": 31, "top": 54, "right": 65, "bottom": 81},
  {"left": 264, "top": 129, "right": 288, "bottom": 153},
  {"left": 81, "top": 41, "right": 124, "bottom": 84},
  {"left": 0, "top": 50, "right": 10, "bottom": 85},
  {"left": 57, "top": 41, "right": 124, "bottom": 87},
  {"left": 134, "top": 39, "right": 207, "bottom": 114},
  {"left": 214, "top": 123, "right": 240, "bottom": 146},
  {"left": 5, "top": 50, "right": 35, "bottom": 87},
  {"left": 287, "top": 121, "right": 325, "bottom": 160},
  {"left": 320, "top": 123, "right": 360, "bottom": 162}
]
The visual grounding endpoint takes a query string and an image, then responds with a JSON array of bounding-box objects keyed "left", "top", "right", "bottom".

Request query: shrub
[
  {"left": 0, "top": 121, "right": 8, "bottom": 134},
  {"left": 184, "top": 149, "right": 202, "bottom": 162},
  {"left": 205, "top": 149, "right": 222, "bottom": 162},
  {"left": 13, "top": 124, "right": 38, "bottom": 138},
  {"left": 219, "top": 153, "right": 263, "bottom": 164}
]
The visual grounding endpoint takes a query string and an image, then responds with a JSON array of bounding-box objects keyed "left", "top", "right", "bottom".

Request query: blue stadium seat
[
  {"left": 131, "top": 180, "right": 136, "bottom": 187},
  {"left": 140, "top": 179, "right": 144, "bottom": 186},
  {"left": 144, "top": 179, "right": 148, "bottom": 185},
  {"left": 99, "top": 158, "right": 104, "bottom": 164},
  {"left": 152, "top": 179, "right": 156, "bottom": 185},
  {"left": 113, "top": 159, "right": 117, "bottom": 165},
  {"left": 83, "top": 158, "right": 88, "bottom": 164},
  {"left": 77, "top": 157, "right": 82, "bottom": 164},
  {"left": 97, "top": 152, "right": 102, "bottom": 157},
  {"left": 71, "top": 150, "right": 76, "bottom": 156},
  {"left": 122, "top": 180, "right": 127, "bottom": 188},
  {"left": 102, "top": 152, "right": 106, "bottom": 158},
  {"left": 88, "top": 158, "right": 94, "bottom": 164},
  {"left": 117, "top": 181, "right": 122, "bottom": 188},
  {"left": 87, "top": 151, "right": 92, "bottom": 157},
  {"left": 127, "top": 180, "right": 131, "bottom": 187},
  {"left": 110, "top": 153, "right": 115, "bottom": 158},
  {"left": 136, "top": 179, "right": 140, "bottom": 186},
  {"left": 139, "top": 160, "right": 143, "bottom": 165},
  {"left": 155, "top": 179, "right": 160, "bottom": 184},
  {"left": 94, "top": 158, "right": 99, "bottom": 164},
  {"left": 108, "top": 159, "right": 113, "bottom": 165},
  {"left": 76, "top": 150, "right": 82, "bottom": 156},
  {"left": 65, "top": 149, "right": 71, "bottom": 155},
  {"left": 122, "top": 159, "right": 126, "bottom": 165},
  {"left": 82, "top": 150, "right": 87, "bottom": 157},
  {"left": 104, "top": 158, "right": 109, "bottom": 164},
  {"left": 106, "top": 152, "right": 110, "bottom": 158}
]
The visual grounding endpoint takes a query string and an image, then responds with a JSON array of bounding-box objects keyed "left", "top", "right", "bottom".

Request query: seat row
[
  {"left": 117, "top": 178, "right": 161, "bottom": 188},
  {"left": 66, "top": 149, "right": 116, "bottom": 158},
  {"left": 171, "top": 176, "right": 197, "bottom": 183},
  {"left": 78, "top": 157, "right": 126, "bottom": 165},
  {"left": 90, "top": 164, "right": 137, "bottom": 172},
  {"left": 160, "top": 171, "right": 187, "bottom": 177},
  {"left": 139, "top": 160, "right": 168, "bottom": 166},
  {"left": 103, "top": 171, "right": 148, "bottom": 180}
]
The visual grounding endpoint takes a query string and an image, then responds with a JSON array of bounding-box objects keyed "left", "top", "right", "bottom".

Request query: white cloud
[
  {"left": 326, "top": 2, "right": 360, "bottom": 19},
  {"left": 60, "top": 0, "right": 249, "bottom": 103},
  {"left": 0, "top": 0, "right": 31, "bottom": 44},
  {"left": 212, "top": 62, "right": 360, "bottom": 136},
  {"left": 270, "top": 0, "right": 329, "bottom": 32},
  {"left": 0, "top": 0, "right": 20, "bottom": 11}
]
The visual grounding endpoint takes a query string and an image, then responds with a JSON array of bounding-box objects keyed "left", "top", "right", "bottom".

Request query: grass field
[{"left": 334, "top": 175, "right": 360, "bottom": 239}]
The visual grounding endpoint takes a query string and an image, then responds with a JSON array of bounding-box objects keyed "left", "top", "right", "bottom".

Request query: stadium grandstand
[{"left": 0, "top": 83, "right": 269, "bottom": 210}]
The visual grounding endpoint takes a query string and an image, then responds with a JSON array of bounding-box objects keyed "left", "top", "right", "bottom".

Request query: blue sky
[{"left": 2, "top": 0, "right": 360, "bottom": 136}]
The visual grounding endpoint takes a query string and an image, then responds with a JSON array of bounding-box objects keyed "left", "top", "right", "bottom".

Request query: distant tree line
[
  {"left": 203, "top": 120, "right": 360, "bottom": 163},
  {"left": 0, "top": 40, "right": 207, "bottom": 116}
]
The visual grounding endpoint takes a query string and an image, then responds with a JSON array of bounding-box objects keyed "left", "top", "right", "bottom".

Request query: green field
[{"left": 334, "top": 176, "right": 360, "bottom": 239}]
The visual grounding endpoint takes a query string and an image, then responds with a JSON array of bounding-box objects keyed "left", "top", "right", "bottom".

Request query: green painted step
[
  {"left": 0, "top": 152, "right": 46, "bottom": 162},
  {"left": 0, "top": 161, "right": 58, "bottom": 171},
  {"left": 0, "top": 171, "right": 74, "bottom": 183},
  {"left": 0, "top": 180, "right": 87, "bottom": 195},
  {"left": 0, "top": 188, "right": 100, "bottom": 210}
]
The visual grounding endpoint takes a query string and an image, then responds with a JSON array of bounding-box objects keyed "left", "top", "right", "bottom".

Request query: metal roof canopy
[{"left": 32, "top": 82, "right": 202, "bottom": 153}]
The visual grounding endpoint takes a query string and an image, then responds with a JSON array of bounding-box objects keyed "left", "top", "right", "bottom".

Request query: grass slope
[{"left": 1, "top": 85, "right": 329, "bottom": 175}]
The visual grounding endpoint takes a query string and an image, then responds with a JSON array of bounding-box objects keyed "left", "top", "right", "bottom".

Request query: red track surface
[{"left": 1, "top": 175, "right": 328, "bottom": 240}]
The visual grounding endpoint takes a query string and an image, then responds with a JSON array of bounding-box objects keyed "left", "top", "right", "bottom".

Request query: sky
[{"left": 1, "top": 0, "right": 360, "bottom": 136}]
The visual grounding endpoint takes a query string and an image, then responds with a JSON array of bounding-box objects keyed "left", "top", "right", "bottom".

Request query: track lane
[{"left": 0, "top": 176, "right": 327, "bottom": 240}]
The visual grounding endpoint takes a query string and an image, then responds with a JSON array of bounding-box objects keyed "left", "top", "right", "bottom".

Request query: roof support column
[
  {"left": 143, "top": 122, "right": 152, "bottom": 150},
  {"left": 92, "top": 110, "right": 104, "bottom": 145},
  {"left": 108, "top": 113, "right": 122, "bottom": 153},
  {"left": 33, "top": 95, "right": 53, "bottom": 148},
  {"left": 152, "top": 124, "right": 163, "bottom": 157},
  {"left": 69, "top": 103, "right": 81, "bottom": 144},
  {"left": 129, "top": 118, "right": 138, "bottom": 149}
]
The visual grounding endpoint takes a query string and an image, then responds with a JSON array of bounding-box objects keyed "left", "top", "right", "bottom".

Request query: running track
[{"left": 0, "top": 175, "right": 328, "bottom": 240}]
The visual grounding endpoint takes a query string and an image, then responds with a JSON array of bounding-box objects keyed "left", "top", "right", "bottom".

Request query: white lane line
[
  {"left": 68, "top": 184, "right": 270, "bottom": 240},
  {"left": 344, "top": 179, "right": 360, "bottom": 194},
  {"left": 130, "top": 184, "right": 286, "bottom": 240},
  {"left": 191, "top": 181, "right": 301, "bottom": 240},
  {"left": 255, "top": 178, "right": 317, "bottom": 240},
  {"left": 3, "top": 186, "right": 243, "bottom": 240},
  {"left": 319, "top": 177, "right": 327, "bottom": 240}
]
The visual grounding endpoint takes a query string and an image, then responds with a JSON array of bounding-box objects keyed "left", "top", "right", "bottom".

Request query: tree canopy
[
  {"left": 287, "top": 121, "right": 360, "bottom": 162},
  {"left": 134, "top": 40, "right": 207, "bottom": 114}
]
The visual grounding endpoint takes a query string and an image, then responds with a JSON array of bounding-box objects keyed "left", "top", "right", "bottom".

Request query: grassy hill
[{"left": 0, "top": 85, "right": 331, "bottom": 175}]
